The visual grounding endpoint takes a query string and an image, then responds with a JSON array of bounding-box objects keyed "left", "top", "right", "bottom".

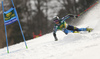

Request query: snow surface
[{"left": 0, "top": 1, "right": 100, "bottom": 59}]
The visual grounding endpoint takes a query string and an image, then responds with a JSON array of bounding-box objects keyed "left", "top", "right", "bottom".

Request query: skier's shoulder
[
  {"left": 59, "top": 19, "right": 66, "bottom": 23},
  {"left": 59, "top": 19, "right": 64, "bottom": 23}
]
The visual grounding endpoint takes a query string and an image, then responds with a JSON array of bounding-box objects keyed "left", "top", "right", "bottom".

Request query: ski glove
[
  {"left": 74, "top": 15, "right": 78, "bottom": 18},
  {"left": 53, "top": 33, "right": 58, "bottom": 41}
]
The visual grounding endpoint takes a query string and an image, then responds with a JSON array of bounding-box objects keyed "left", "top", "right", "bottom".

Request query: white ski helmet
[{"left": 53, "top": 16, "right": 60, "bottom": 22}]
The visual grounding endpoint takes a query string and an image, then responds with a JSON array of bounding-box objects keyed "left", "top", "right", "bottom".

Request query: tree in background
[
  {"left": 0, "top": 0, "right": 31, "bottom": 47},
  {"left": 57, "top": 0, "right": 78, "bottom": 24},
  {"left": 78, "top": 0, "right": 98, "bottom": 12},
  {"left": 0, "top": 5, "right": 6, "bottom": 48},
  {"left": 57, "top": 0, "right": 98, "bottom": 24},
  {"left": 9, "top": 0, "right": 32, "bottom": 43},
  {"left": 0, "top": 0, "right": 15, "bottom": 48},
  {"left": 26, "top": 0, "right": 52, "bottom": 39}
]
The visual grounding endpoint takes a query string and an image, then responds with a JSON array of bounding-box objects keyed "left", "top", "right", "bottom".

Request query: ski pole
[{"left": 78, "top": 1, "right": 99, "bottom": 16}]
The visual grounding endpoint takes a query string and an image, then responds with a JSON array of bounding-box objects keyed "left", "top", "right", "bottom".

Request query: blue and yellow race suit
[
  {"left": 53, "top": 15, "right": 87, "bottom": 34},
  {"left": 53, "top": 15, "right": 93, "bottom": 41}
]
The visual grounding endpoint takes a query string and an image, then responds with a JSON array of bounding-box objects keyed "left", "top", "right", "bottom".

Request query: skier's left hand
[
  {"left": 75, "top": 15, "right": 78, "bottom": 18},
  {"left": 74, "top": 15, "right": 78, "bottom": 18}
]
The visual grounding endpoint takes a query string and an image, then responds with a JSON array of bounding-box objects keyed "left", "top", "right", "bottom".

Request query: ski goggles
[{"left": 54, "top": 20, "right": 59, "bottom": 23}]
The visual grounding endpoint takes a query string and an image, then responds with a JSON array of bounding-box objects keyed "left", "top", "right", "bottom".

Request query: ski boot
[
  {"left": 86, "top": 28, "right": 93, "bottom": 32},
  {"left": 73, "top": 31, "right": 80, "bottom": 33}
]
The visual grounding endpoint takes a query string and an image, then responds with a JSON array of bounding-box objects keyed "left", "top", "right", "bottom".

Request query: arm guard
[
  {"left": 53, "top": 26, "right": 58, "bottom": 41},
  {"left": 68, "top": 14, "right": 78, "bottom": 18},
  {"left": 61, "top": 14, "right": 78, "bottom": 22}
]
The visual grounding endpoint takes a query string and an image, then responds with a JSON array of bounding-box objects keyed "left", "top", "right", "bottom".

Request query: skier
[{"left": 53, "top": 14, "right": 93, "bottom": 41}]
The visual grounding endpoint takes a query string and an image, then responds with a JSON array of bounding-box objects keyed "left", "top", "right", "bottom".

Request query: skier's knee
[
  {"left": 64, "top": 32, "right": 68, "bottom": 35},
  {"left": 74, "top": 26, "right": 79, "bottom": 31},
  {"left": 65, "top": 33, "right": 68, "bottom": 35}
]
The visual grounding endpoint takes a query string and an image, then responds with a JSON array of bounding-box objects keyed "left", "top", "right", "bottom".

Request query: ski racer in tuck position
[{"left": 53, "top": 14, "right": 93, "bottom": 41}]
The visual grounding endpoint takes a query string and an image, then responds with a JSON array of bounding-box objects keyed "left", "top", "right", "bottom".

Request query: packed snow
[{"left": 0, "top": 1, "right": 100, "bottom": 59}]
